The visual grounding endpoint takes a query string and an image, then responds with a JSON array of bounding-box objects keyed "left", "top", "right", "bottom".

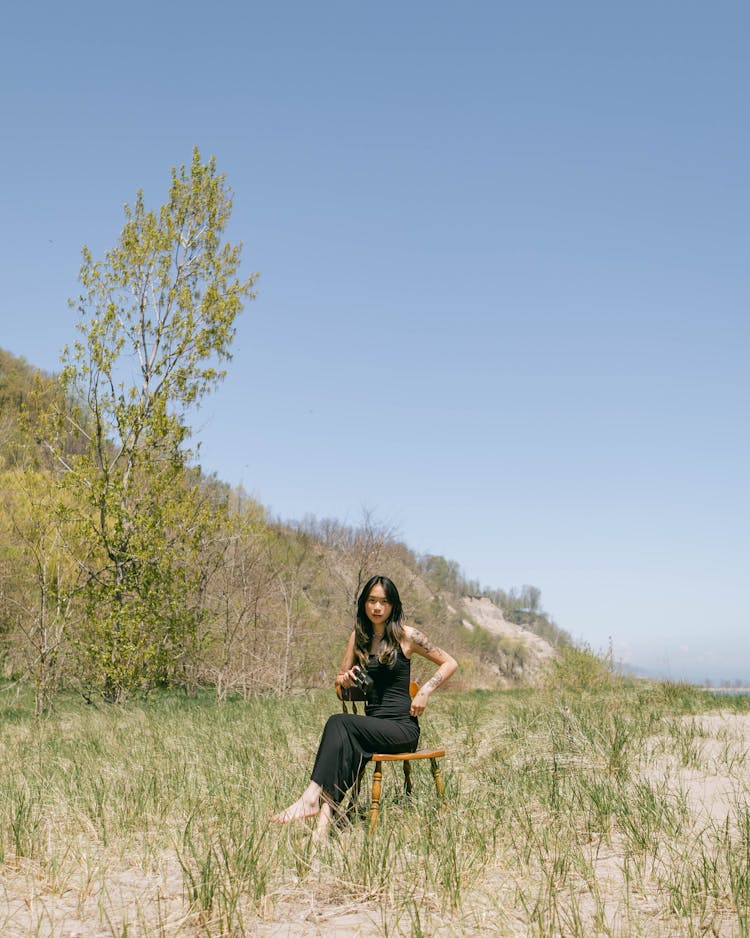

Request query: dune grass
[{"left": 0, "top": 680, "right": 748, "bottom": 936}]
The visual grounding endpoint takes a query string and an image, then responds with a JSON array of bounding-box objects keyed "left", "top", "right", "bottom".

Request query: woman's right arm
[{"left": 334, "top": 631, "right": 358, "bottom": 689}]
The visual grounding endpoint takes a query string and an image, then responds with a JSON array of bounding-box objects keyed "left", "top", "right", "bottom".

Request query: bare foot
[
  {"left": 271, "top": 797, "right": 320, "bottom": 823},
  {"left": 311, "top": 802, "right": 333, "bottom": 844}
]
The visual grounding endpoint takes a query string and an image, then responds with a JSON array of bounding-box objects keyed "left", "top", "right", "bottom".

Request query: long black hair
[{"left": 354, "top": 575, "right": 405, "bottom": 669}]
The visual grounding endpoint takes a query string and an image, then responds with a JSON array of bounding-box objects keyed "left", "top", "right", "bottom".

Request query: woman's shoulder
[
  {"left": 400, "top": 625, "right": 441, "bottom": 659},
  {"left": 402, "top": 624, "right": 430, "bottom": 643},
  {"left": 399, "top": 625, "right": 418, "bottom": 656}
]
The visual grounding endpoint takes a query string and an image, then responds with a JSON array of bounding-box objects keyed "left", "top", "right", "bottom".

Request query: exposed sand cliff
[{"left": 461, "top": 595, "right": 557, "bottom": 685}]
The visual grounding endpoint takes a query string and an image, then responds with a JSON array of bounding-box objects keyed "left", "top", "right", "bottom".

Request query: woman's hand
[
  {"left": 410, "top": 688, "right": 430, "bottom": 717},
  {"left": 336, "top": 667, "right": 360, "bottom": 689}
]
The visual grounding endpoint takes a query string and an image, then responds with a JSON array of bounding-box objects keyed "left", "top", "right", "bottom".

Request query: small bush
[{"left": 546, "top": 643, "right": 616, "bottom": 693}]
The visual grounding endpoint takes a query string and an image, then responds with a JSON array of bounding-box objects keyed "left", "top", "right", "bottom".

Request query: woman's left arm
[{"left": 403, "top": 626, "right": 458, "bottom": 716}]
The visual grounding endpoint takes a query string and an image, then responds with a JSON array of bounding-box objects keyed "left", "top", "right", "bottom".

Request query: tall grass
[{"left": 0, "top": 679, "right": 748, "bottom": 936}]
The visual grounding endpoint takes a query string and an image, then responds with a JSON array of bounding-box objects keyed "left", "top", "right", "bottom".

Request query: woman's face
[{"left": 365, "top": 582, "right": 392, "bottom": 628}]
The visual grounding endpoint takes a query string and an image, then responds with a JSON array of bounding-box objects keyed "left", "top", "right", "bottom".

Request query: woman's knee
[
  {"left": 322, "top": 713, "right": 357, "bottom": 738},
  {"left": 325, "top": 712, "right": 358, "bottom": 730}
]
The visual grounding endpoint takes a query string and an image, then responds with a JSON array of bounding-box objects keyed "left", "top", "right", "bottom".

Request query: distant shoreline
[{"left": 695, "top": 686, "right": 750, "bottom": 694}]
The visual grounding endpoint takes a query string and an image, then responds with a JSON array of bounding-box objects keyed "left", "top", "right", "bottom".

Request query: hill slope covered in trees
[{"left": 0, "top": 346, "right": 569, "bottom": 710}]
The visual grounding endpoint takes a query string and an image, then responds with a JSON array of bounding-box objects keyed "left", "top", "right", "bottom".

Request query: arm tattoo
[
  {"left": 423, "top": 673, "right": 444, "bottom": 692},
  {"left": 410, "top": 629, "right": 435, "bottom": 654}
]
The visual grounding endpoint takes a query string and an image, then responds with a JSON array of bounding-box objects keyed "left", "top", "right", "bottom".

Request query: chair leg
[
  {"left": 369, "top": 760, "right": 383, "bottom": 833},
  {"left": 403, "top": 760, "right": 412, "bottom": 795},
  {"left": 430, "top": 758, "right": 446, "bottom": 808}
]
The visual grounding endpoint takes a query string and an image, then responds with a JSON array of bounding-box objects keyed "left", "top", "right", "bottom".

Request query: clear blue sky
[{"left": 2, "top": 2, "right": 748, "bottom": 682}]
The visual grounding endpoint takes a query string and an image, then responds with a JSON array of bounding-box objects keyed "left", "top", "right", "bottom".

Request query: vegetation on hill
[
  {"left": 0, "top": 339, "right": 568, "bottom": 711},
  {"left": 0, "top": 154, "right": 571, "bottom": 714}
]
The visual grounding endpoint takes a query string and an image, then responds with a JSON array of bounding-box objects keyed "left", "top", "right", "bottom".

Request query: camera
[{"left": 351, "top": 665, "right": 374, "bottom": 697}]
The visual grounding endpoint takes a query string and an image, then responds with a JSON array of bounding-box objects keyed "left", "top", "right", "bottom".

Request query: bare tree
[
  {"left": 309, "top": 508, "right": 398, "bottom": 613},
  {"left": 202, "top": 514, "right": 274, "bottom": 701}
]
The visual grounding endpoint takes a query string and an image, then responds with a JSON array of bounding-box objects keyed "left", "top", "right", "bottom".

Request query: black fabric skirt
[{"left": 310, "top": 712, "right": 420, "bottom": 805}]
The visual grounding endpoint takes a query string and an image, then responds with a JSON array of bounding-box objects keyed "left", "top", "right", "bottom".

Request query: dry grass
[{"left": 0, "top": 680, "right": 748, "bottom": 937}]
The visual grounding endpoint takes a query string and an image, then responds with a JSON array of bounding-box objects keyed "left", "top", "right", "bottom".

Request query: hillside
[{"left": 0, "top": 348, "right": 567, "bottom": 702}]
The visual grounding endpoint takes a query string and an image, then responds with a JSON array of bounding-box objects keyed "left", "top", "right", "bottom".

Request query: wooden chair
[{"left": 337, "top": 681, "right": 446, "bottom": 832}]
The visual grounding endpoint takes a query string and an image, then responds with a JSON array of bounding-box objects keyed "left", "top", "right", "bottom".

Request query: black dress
[{"left": 310, "top": 645, "right": 420, "bottom": 805}]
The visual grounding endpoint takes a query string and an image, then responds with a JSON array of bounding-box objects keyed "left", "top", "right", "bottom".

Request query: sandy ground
[
  {"left": 1, "top": 711, "right": 748, "bottom": 937},
  {"left": 654, "top": 712, "right": 750, "bottom": 825}
]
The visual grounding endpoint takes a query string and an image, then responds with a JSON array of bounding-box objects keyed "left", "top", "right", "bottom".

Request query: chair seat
[{"left": 370, "top": 747, "right": 446, "bottom": 762}]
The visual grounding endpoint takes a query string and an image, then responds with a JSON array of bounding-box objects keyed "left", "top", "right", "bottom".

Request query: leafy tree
[
  {"left": 46, "top": 149, "right": 257, "bottom": 701},
  {"left": 0, "top": 351, "right": 65, "bottom": 471},
  {"left": 419, "top": 554, "right": 464, "bottom": 594},
  {"left": 0, "top": 468, "right": 85, "bottom": 715}
]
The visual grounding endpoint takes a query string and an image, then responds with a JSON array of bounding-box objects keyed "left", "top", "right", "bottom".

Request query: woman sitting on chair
[{"left": 272, "top": 574, "right": 457, "bottom": 839}]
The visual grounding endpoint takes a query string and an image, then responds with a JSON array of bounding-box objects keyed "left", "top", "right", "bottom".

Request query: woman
[{"left": 272, "top": 575, "right": 458, "bottom": 840}]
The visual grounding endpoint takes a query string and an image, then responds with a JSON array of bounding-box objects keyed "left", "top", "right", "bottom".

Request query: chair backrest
[
  {"left": 337, "top": 681, "right": 419, "bottom": 701},
  {"left": 337, "top": 681, "right": 419, "bottom": 712}
]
